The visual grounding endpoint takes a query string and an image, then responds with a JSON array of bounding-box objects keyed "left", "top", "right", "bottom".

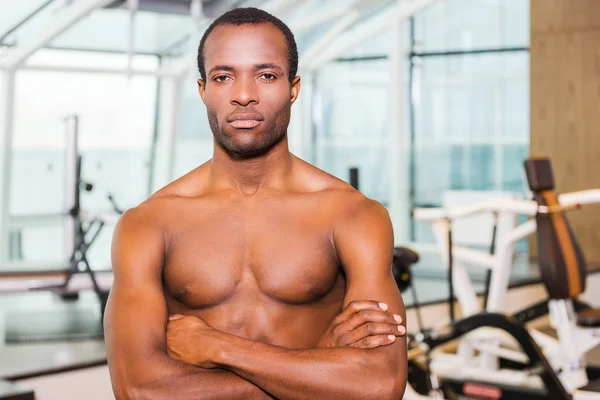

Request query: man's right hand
[{"left": 317, "top": 300, "right": 406, "bottom": 349}]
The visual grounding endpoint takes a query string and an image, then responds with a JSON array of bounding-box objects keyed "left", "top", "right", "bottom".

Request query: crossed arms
[{"left": 104, "top": 199, "right": 408, "bottom": 400}]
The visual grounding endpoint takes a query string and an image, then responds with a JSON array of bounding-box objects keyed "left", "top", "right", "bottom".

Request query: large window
[
  {"left": 410, "top": 0, "right": 530, "bottom": 242},
  {"left": 172, "top": 71, "right": 213, "bottom": 179},
  {"left": 6, "top": 50, "right": 158, "bottom": 270},
  {"left": 413, "top": 0, "right": 528, "bottom": 52},
  {"left": 312, "top": 59, "right": 390, "bottom": 205}
]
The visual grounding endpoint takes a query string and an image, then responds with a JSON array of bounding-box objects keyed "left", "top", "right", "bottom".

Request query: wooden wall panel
[
  {"left": 532, "top": 0, "right": 600, "bottom": 34},
  {"left": 529, "top": 35, "right": 557, "bottom": 158},
  {"left": 530, "top": 0, "right": 600, "bottom": 263}
]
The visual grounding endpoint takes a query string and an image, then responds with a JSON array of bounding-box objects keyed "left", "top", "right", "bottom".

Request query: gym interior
[{"left": 1, "top": 0, "right": 599, "bottom": 399}]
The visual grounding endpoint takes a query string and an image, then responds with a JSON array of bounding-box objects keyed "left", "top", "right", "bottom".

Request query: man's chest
[{"left": 163, "top": 205, "right": 342, "bottom": 309}]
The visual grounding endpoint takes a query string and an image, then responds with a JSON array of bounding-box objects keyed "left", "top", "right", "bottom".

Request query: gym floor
[{"left": 0, "top": 290, "right": 105, "bottom": 380}]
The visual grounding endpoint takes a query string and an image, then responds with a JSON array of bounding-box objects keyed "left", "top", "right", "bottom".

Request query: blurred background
[{"left": 0, "top": 0, "right": 598, "bottom": 399}]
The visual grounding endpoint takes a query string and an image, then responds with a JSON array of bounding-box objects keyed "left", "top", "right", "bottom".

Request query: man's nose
[{"left": 230, "top": 75, "right": 259, "bottom": 106}]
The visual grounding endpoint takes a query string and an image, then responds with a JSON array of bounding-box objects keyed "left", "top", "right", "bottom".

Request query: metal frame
[
  {"left": 0, "top": 0, "right": 56, "bottom": 46},
  {"left": 412, "top": 46, "right": 529, "bottom": 58},
  {"left": 408, "top": 17, "right": 418, "bottom": 240},
  {"left": 413, "top": 189, "right": 600, "bottom": 394},
  {"left": 388, "top": 12, "right": 409, "bottom": 243},
  {"left": 298, "top": 9, "right": 362, "bottom": 71},
  {"left": 287, "top": 70, "right": 312, "bottom": 159},
  {"left": 0, "top": 270, "right": 113, "bottom": 293},
  {"left": 0, "top": 70, "right": 16, "bottom": 265},
  {"left": 64, "top": 115, "right": 78, "bottom": 262},
  {"left": 19, "top": 63, "right": 181, "bottom": 77},
  {"left": 148, "top": 74, "right": 182, "bottom": 191},
  {"left": 147, "top": 55, "right": 164, "bottom": 196},
  {"left": 289, "top": 3, "right": 358, "bottom": 32},
  {"left": 295, "top": 0, "right": 382, "bottom": 72},
  {"left": 306, "top": 0, "right": 440, "bottom": 71},
  {"left": 427, "top": 313, "right": 571, "bottom": 400},
  {"left": 0, "top": 0, "right": 116, "bottom": 70}
]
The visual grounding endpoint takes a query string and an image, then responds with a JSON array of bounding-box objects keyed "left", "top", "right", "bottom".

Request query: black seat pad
[
  {"left": 392, "top": 247, "right": 419, "bottom": 293},
  {"left": 393, "top": 247, "right": 419, "bottom": 265}
]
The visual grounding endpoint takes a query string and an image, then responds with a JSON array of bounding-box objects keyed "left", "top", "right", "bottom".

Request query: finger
[
  {"left": 334, "top": 300, "right": 390, "bottom": 324},
  {"left": 339, "top": 310, "right": 402, "bottom": 332},
  {"left": 350, "top": 334, "right": 397, "bottom": 349},
  {"left": 339, "top": 322, "right": 406, "bottom": 346},
  {"left": 168, "top": 314, "right": 185, "bottom": 321}
]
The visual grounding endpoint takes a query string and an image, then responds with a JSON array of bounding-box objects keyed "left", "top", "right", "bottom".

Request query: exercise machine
[
  {"left": 409, "top": 157, "right": 600, "bottom": 396},
  {"left": 33, "top": 116, "right": 122, "bottom": 322},
  {"left": 404, "top": 312, "right": 573, "bottom": 400}
]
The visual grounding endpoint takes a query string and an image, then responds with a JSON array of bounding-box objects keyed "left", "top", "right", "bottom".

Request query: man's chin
[
  {"left": 221, "top": 141, "right": 270, "bottom": 158},
  {"left": 216, "top": 128, "right": 285, "bottom": 159}
]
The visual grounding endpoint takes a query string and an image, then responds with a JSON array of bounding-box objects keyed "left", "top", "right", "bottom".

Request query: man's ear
[
  {"left": 290, "top": 76, "right": 301, "bottom": 104},
  {"left": 197, "top": 78, "right": 207, "bottom": 104}
]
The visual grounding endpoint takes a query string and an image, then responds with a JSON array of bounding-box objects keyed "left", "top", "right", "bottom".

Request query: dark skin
[{"left": 104, "top": 22, "right": 407, "bottom": 400}]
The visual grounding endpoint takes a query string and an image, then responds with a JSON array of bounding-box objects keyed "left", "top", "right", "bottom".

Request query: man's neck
[{"left": 210, "top": 138, "right": 293, "bottom": 196}]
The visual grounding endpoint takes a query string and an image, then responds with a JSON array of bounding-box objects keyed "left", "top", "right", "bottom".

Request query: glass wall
[
  {"left": 309, "top": 0, "right": 530, "bottom": 236},
  {"left": 312, "top": 59, "right": 390, "bottom": 205},
  {"left": 6, "top": 50, "right": 158, "bottom": 270},
  {"left": 413, "top": 0, "right": 528, "bottom": 52},
  {"left": 172, "top": 70, "right": 213, "bottom": 179},
  {"left": 411, "top": 53, "right": 529, "bottom": 205},
  {"left": 410, "top": 0, "right": 530, "bottom": 242}
]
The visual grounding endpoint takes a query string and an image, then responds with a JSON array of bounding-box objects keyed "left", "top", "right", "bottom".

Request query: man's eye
[
  {"left": 214, "top": 75, "right": 230, "bottom": 82},
  {"left": 260, "top": 73, "right": 276, "bottom": 81}
]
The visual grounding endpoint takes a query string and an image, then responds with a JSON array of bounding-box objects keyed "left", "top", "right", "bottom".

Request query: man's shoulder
[
  {"left": 117, "top": 162, "right": 214, "bottom": 235},
  {"left": 296, "top": 163, "right": 388, "bottom": 224},
  {"left": 296, "top": 161, "right": 382, "bottom": 209},
  {"left": 118, "top": 178, "right": 204, "bottom": 231},
  {"left": 329, "top": 189, "right": 389, "bottom": 225},
  {"left": 116, "top": 199, "right": 166, "bottom": 234},
  {"left": 322, "top": 188, "right": 392, "bottom": 254},
  {"left": 151, "top": 161, "right": 212, "bottom": 201}
]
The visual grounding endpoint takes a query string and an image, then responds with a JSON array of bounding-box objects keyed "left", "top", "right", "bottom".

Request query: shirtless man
[{"left": 104, "top": 7, "right": 407, "bottom": 400}]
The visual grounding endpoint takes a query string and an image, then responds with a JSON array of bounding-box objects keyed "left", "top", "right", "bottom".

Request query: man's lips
[
  {"left": 227, "top": 112, "right": 263, "bottom": 129},
  {"left": 229, "top": 119, "right": 262, "bottom": 128}
]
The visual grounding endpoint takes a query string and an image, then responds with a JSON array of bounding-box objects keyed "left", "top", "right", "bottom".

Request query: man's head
[
  {"left": 198, "top": 8, "right": 298, "bottom": 83},
  {"left": 197, "top": 8, "right": 301, "bottom": 159}
]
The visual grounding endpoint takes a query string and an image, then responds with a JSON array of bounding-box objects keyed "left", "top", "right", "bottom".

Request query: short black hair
[{"left": 197, "top": 7, "right": 298, "bottom": 83}]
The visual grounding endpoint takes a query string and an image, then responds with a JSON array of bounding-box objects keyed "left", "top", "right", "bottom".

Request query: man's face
[{"left": 199, "top": 23, "right": 300, "bottom": 158}]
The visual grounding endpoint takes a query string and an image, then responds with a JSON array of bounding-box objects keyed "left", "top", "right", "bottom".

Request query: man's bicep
[
  {"left": 104, "top": 208, "right": 170, "bottom": 390},
  {"left": 335, "top": 198, "right": 399, "bottom": 307},
  {"left": 342, "top": 257, "right": 407, "bottom": 337},
  {"left": 335, "top": 197, "right": 407, "bottom": 342},
  {"left": 344, "top": 276, "right": 406, "bottom": 322}
]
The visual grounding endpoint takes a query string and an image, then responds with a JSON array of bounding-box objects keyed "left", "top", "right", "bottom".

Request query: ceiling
[{"left": 0, "top": 0, "right": 395, "bottom": 60}]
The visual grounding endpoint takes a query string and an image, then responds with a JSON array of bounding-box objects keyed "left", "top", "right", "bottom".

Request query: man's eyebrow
[
  {"left": 208, "top": 65, "right": 235, "bottom": 74},
  {"left": 255, "top": 63, "right": 284, "bottom": 72}
]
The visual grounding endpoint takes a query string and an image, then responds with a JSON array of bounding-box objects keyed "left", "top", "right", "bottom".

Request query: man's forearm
[
  {"left": 117, "top": 354, "right": 273, "bottom": 400},
  {"left": 214, "top": 335, "right": 403, "bottom": 400}
]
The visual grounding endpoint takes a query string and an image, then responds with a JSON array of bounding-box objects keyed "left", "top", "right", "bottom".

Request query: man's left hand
[
  {"left": 166, "top": 314, "right": 222, "bottom": 368},
  {"left": 317, "top": 301, "right": 405, "bottom": 349}
]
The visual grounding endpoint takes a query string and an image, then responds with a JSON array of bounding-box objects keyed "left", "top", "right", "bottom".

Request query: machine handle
[{"left": 538, "top": 203, "right": 581, "bottom": 214}]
